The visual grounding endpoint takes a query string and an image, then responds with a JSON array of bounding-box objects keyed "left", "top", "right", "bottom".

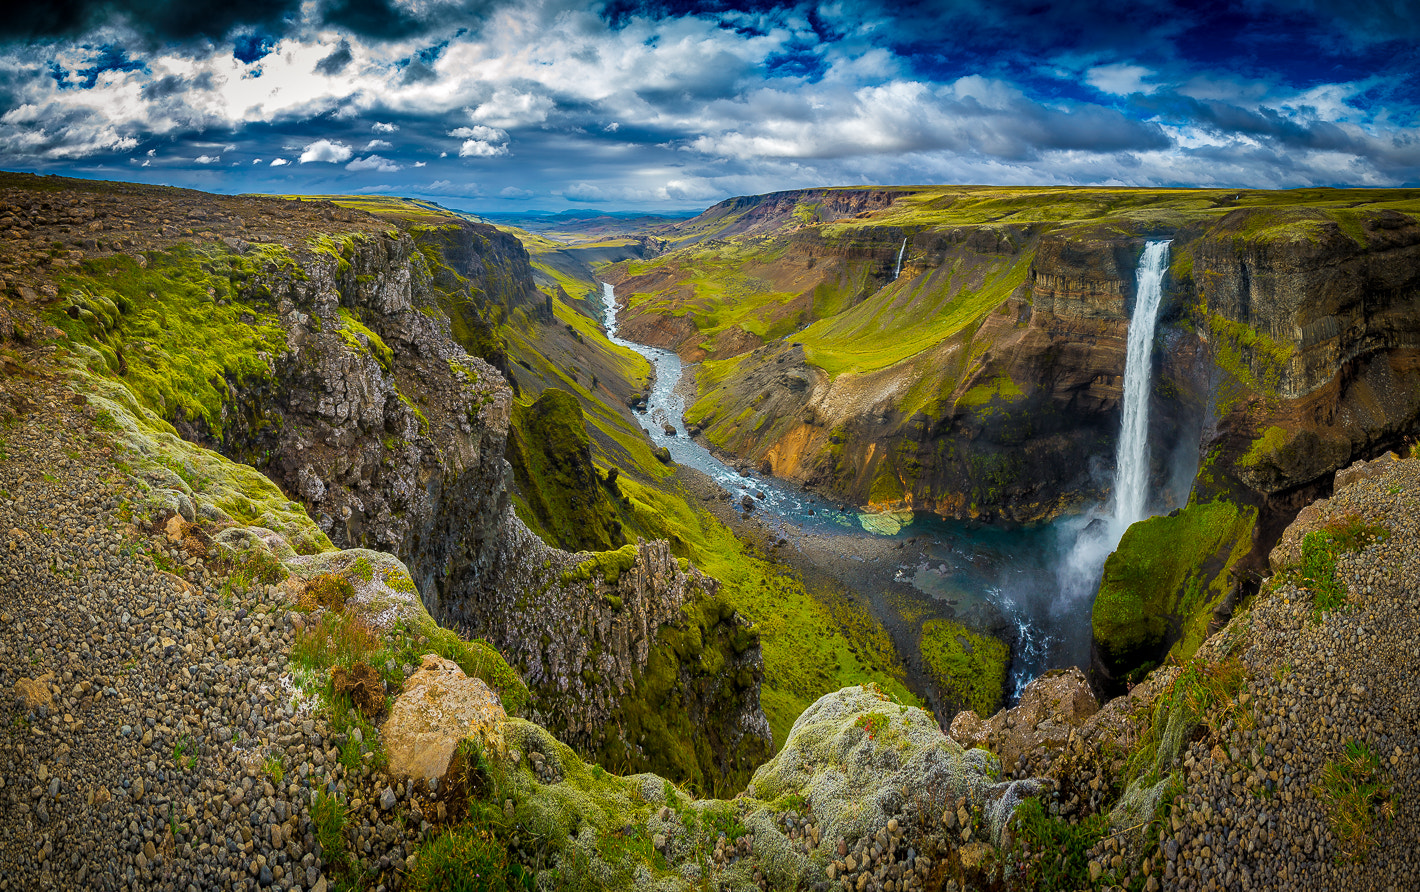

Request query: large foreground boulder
[{"left": 382, "top": 654, "right": 507, "bottom": 784}]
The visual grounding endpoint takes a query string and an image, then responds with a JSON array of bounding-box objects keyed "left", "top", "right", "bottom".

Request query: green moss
[
  {"left": 508, "top": 389, "right": 626, "bottom": 553},
  {"left": 1093, "top": 497, "right": 1257, "bottom": 682},
  {"left": 561, "top": 544, "right": 639, "bottom": 586},
  {"left": 383, "top": 568, "right": 419, "bottom": 596},
  {"left": 1206, "top": 314, "right": 1295, "bottom": 397},
  {"left": 335, "top": 307, "right": 394, "bottom": 372},
  {"left": 351, "top": 557, "right": 374, "bottom": 582},
  {"left": 587, "top": 594, "right": 773, "bottom": 796},
  {"left": 1238, "top": 425, "right": 1289, "bottom": 468},
  {"left": 47, "top": 245, "right": 290, "bottom": 437},
  {"left": 958, "top": 374, "right": 1024, "bottom": 409},
  {"left": 918, "top": 619, "right": 1008, "bottom": 718}
]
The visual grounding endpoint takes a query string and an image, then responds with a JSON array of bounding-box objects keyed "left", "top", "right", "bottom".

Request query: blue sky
[{"left": 0, "top": 0, "right": 1416, "bottom": 211}]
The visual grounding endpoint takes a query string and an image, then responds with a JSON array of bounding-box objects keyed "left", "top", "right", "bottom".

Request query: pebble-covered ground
[
  {"left": 0, "top": 371, "right": 429, "bottom": 891},
  {"left": 1154, "top": 454, "right": 1420, "bottom": 891}
]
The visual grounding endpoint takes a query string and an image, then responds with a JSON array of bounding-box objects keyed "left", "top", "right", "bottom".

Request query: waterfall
[
  {"left": 1055, "top": 240, "right": 1171, "bottom": 602},
  {"left": 1110, "top": 240, "right": 1170, "bottom": 530},
  {"left": 893, "top": 238, "right": 907, "bottom": 280}
]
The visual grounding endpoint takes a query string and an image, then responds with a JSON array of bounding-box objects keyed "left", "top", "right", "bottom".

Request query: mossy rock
[
  {"left": 507, "top": 388, "right": 626, "bottom": 553},
  {"left": 1092, "top": 496, "right": 1256, "bottom": 687}
]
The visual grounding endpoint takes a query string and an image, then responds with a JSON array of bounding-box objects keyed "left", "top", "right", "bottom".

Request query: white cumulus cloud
[
  {"left": 194, "top": 154, "right": 220, "bottom": 164},
  {"left": 299, "top": 139, "right": 353, "bottom": 163},
  {"left": 346, "top": 154, "right": 402, "bottom": 172},
  {"left": 372, "top": 122, "right": 399, "bottom": 133},
  {"left": 270, "top": 157, "right": 289, "bottom": 166}
]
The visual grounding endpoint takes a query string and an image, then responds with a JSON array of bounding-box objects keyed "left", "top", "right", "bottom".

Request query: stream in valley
[{"left": 600, "top": 283, "right": 1108, "bottom": 704}]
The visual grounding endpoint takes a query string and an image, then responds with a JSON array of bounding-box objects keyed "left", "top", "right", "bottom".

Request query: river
[{"left": 600, "top": 283, "right": 1106, "bottom": 702}]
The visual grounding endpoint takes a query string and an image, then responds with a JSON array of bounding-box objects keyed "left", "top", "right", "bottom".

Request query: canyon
[{"left": 0, "top": 173, "right": 1417, "bottom": 891}]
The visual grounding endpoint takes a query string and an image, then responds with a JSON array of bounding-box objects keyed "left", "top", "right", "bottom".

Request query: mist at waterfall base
[{"left": 602, "top": 241, "right": 1182, "bottom": 702}]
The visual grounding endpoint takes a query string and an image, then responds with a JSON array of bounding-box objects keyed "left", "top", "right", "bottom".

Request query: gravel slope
[
  {"left": 0, "top": 370, "right": 425, "bottom": 891},
  {"left": 1155, "top": 454, "right": 1420, "bottom": 891}
]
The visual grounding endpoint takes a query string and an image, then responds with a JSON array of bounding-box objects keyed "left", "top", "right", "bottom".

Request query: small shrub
[
  {"left": 1009, "top": 796, "right": 1111, "bottom": 891},
  {"left": 300, "top": 573, "right": 354, "bottom": 612},
  {"left": 854, "top": 711, "right": 889, "bottom": 741},
  {"left": 1314, "top": 739, "right": 1392, "bottom": 860}
]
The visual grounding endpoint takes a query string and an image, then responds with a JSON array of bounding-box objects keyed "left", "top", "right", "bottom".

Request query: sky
[{"left": 0, "top": 0, "right": 1416, "bottom": 212}]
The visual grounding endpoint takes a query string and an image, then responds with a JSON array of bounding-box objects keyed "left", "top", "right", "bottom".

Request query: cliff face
[
  {"left": 673, "top": 225, "right": 1204, "bottom": 523},
  {"left": 625, "top": 195, "right": 1420, "bottom": 536},
  {"left": 1187, "top": 209, "right": 1420, "bottom": 502},
  {"left": 28, "top": 183, "right": 770, "bottom": 792}
]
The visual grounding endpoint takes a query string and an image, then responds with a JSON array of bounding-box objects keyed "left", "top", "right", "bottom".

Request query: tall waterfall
[
  {"left": 1109, "top": 240, "right": 1170, "bottom": 530},
  {"left": 893, "top": 238, "right": 907, "bottom": 280},
  {"left": 1054, "top": 240, "right": 1172, "bottom": 605}
]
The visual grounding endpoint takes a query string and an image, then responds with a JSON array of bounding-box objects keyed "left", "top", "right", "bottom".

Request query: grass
[
  {"left": 172, "top": 734, "right": 196, "bottom": 771},
  {"left": 311, "top": 790, "right": 349, "bottom": 869},
  {"left": 1314, "top": 739, "right": 1393, "bottom": 860},
  {"left": 1293, "top": 515, "right": 1388, "bottom": 619},
  {"left": 1126, "top": 656, "right": 1250, "bottom": 788},
  {"left": 1008, "top": 796, "right": 1111, "bottom": 891},
  {"left": 801, "top": 252, "right": 1032, "bottom": 378},
  {"left": 918, "top": 619, "right": 1009, "bottom": 718}
]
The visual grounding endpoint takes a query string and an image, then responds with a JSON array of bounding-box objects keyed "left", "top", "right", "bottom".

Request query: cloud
[
  {"left": 270, "top": 157, "right": 289, "bottom": 166},
  {"left": 346, "top": 153, "right": 401, "bottom": 172},
  {"left": 315, "top": 39, "right": 353, "bottom": 76},
  {"left": 194, "top": 154, "right": 220, "bottom": 163},
  {"left": 413, "top": 160, "right": 426, "bottom": 167},
  {"left": 372, "top": 121, "right": 399, "bottom": 133},
  {"left": 366, "top": 139, "right": 391, "bottom": 150},
  {"left": 458, "top": 139, "right": 508, "bottom": 157},
  {"left": 299, "top": 139, "right": 353, "bottom": 163},
  {"left": 1085, "top": 64, "right": 1157, "bottom": 96},
  {"left": 498, "top": 185, "right": 534, "bottom": 198}
]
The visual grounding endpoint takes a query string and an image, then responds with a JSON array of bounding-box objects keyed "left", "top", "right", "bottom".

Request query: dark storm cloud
[
  {"left": 139, "top": 70, "right": 213, "bottom": 100},
  {"left": 1, "top": 0, "right": 1416, "bottom": 207},
  {"left": 314, "top": 39, "right": 353, "bottom": 76},
  {"left": 0, "top": 0, "right": 509, "bottom": 45},
  {"left": 0, "top": 0, "right": 303, "bottom": 43}
]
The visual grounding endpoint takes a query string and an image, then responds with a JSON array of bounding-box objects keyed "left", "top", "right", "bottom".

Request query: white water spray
[
  {"left": 1055, "top": 239, "right": 1172, "bottom": 602},
  {"left": 893, "top": 238, "right": 908, "bottom": 280}
]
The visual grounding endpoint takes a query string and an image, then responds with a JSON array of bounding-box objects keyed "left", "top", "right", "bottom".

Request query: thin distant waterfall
[
  {"left": 1109, "top": 240, "right": 1170, "bottom": 530},
  {"left": 893, "top": 238, "right": 908, "bottom": 280}
]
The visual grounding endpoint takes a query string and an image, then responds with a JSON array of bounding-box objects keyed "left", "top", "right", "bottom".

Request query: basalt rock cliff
[{"left": 8, "top": 173, "right": 770, "bottom": 791}]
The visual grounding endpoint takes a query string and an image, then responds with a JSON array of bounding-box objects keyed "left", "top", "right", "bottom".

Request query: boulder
[
  {"left": 1335, "top": 451, "right": 1398, "bottom": 492},
  {"left": 949, "top": 667, "right": 1099, "bottom": 770},
  {"left": 747, "top": 685, "right": 1015, "bottom": 851},
  {"left": 382, "top": 654, "right": 506, "bottom": 785}
]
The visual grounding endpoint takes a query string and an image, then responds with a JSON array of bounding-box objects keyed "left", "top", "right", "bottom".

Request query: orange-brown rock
[
  {"left": 381, "top": 654, "right": 506, "bottom": 785},
  {"left": 949, "top": 666, "right": 1099, "bottom": 770}
]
